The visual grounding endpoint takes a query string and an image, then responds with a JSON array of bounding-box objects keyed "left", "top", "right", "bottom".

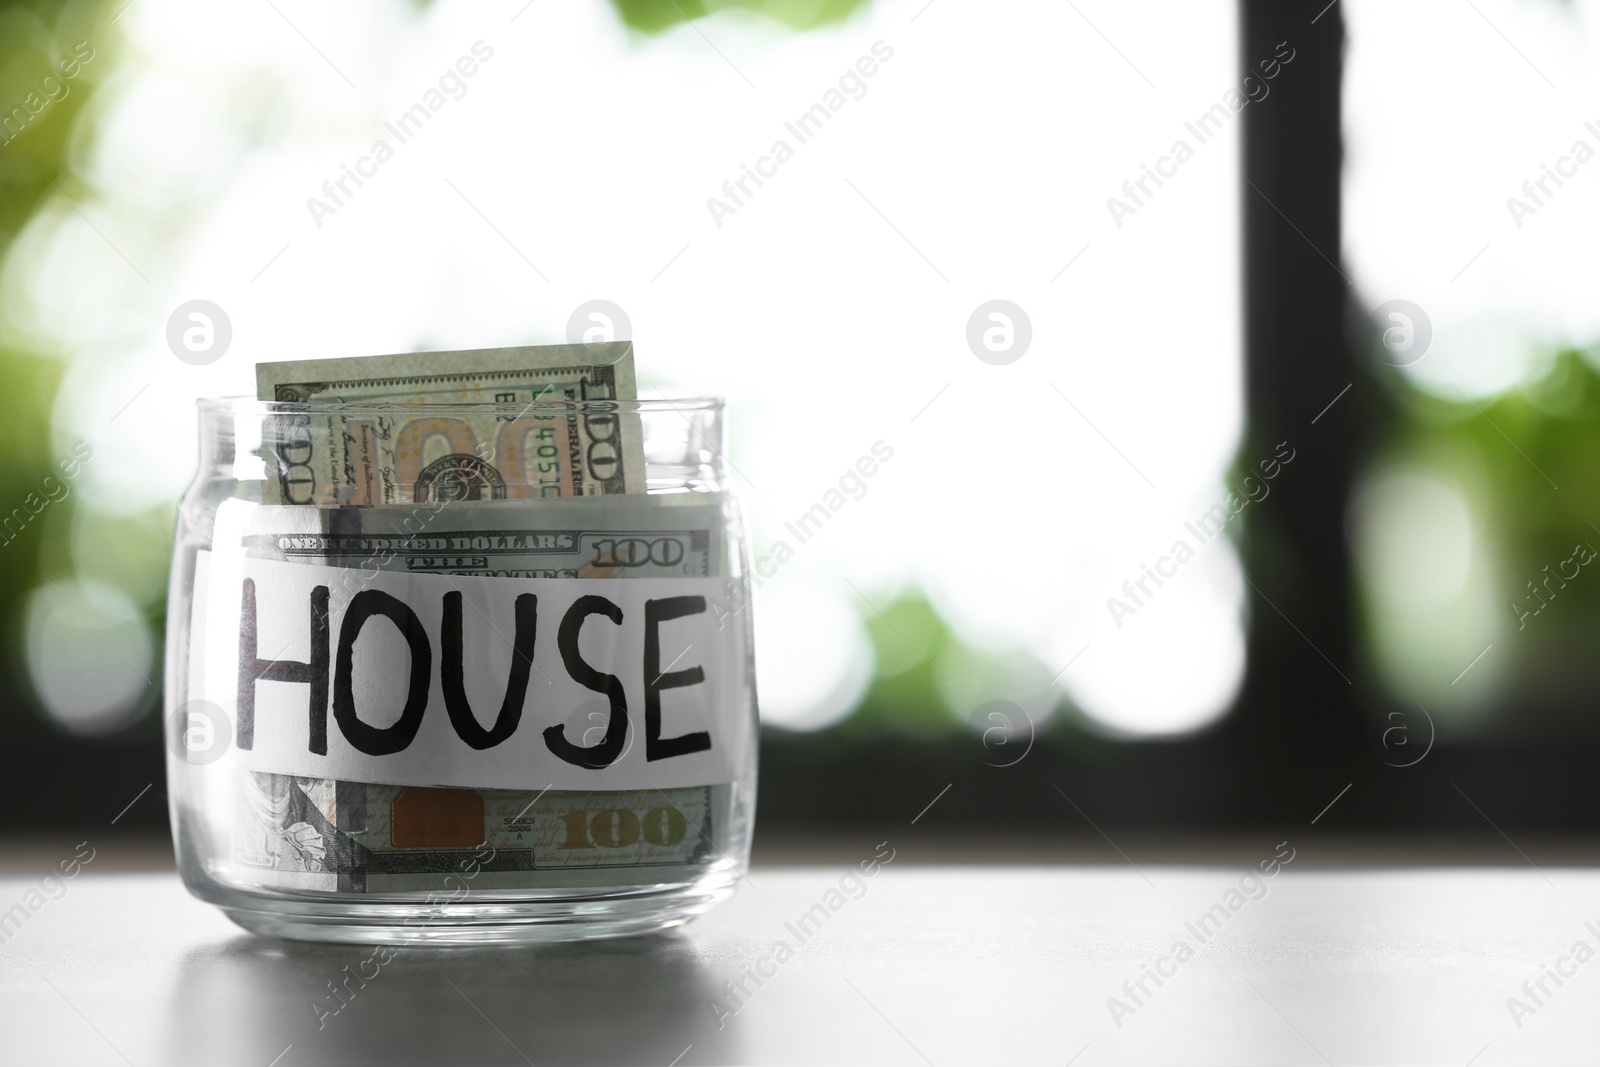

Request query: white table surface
[{"left": 0, "top": 861, "right": 1595, "bottom": 1065}]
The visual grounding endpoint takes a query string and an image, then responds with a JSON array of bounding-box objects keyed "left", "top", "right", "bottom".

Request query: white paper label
[{"left": 193, "top": 551, "right": 748, "bottom": 792}]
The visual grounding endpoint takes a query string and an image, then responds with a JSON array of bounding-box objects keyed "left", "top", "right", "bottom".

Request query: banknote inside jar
[{"left": 219, "top": 343, "right": 738, "bottom": 897}]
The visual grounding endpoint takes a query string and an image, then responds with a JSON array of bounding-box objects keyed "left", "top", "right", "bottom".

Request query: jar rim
[{"left": 196, "top": 393, "right": 724, "bottom": 415}]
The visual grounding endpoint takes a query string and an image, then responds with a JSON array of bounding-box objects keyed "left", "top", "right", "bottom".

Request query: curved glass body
[{"left": 164, "top": 396, "right": 757, "bottom": 943}]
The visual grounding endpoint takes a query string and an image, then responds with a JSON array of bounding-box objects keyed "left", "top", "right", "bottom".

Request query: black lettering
[
  {"left": 237, "top": 579, "right": 330, "bottom": 752},
  {"left": 544, "top": 595, "right": 626, "bottom": 768},
  {"left": 441, "top": 591, "right": 535, "bottom": 749},
  {"left": 333, "top": 590, "right": 431, "bottom": 755},
  {"left": 644, "top": 596, "right": 711, "bottom": 760}
]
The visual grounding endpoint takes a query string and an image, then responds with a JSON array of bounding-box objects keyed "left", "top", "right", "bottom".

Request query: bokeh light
[{"left": 7, "top": 0, "right": 1246, "bottom": 738}]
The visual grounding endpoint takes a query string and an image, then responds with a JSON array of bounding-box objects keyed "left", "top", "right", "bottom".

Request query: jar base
[{"left": 210, "top": 880, "right": 738, "bottom": 946}]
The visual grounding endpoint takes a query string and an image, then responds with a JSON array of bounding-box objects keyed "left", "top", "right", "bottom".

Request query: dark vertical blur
[{"left": 1235, "top": 0, "right": 1366, "bottom": 812}]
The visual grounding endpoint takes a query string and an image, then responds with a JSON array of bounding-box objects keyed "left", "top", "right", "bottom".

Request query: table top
[{"left": 1, "top": 858, "right": 1596, "bottom": 1065}]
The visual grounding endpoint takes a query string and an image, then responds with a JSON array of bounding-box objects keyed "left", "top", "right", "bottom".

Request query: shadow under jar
[{"left": 164, "top": 396, "right": 757, "bottom": 944}]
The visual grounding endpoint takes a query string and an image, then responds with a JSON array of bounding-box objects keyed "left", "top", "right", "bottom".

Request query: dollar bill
[
  {"left": 239, "top": 495, "right": 728, "bottom": 579},
  {"left": 234, "top": 773, "right": 729, "bottom": 894},
  {"left": 230, "top": 348, "right": 738, "bottom": 894},
  {"left": 253, "top": 343, "right": 645, "bottom": 505}
]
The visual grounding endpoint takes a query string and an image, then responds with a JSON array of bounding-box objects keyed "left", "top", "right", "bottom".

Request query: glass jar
[{"left": 164, "top": 396, "right": 758, "bottom": 943}]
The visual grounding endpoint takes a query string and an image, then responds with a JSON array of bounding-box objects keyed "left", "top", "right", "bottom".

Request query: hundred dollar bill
[
  {"left": 234, "top": 773, "right": 729, "bottom": 894},
  {"left": 253, "top": 343, "right": 645, "bottom": 505},
  {"left": 226, "top": 491, "right": 737, "bottom": 892},
  {"left": 231, "top": 345, "right": 740, "bottom": 894},
  {"left": 238, "top": 495, "right": 728, "bottom": 579}
]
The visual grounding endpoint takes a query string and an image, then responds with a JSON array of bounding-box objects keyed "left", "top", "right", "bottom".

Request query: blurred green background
[{"left": 2, "top": 0, "right": 1597, "bottom": 833}]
